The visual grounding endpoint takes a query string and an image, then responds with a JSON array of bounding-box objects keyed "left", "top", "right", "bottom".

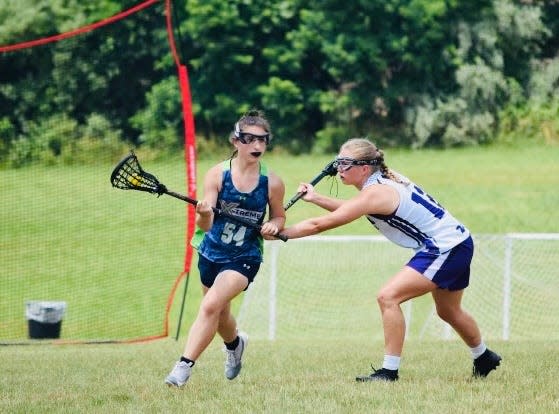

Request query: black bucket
[
  {"left": 25, "top": 301, "right": 67, "bottom": 340},
  {"left": 28, "top": 320, "right": 62, "bottom": 339}
]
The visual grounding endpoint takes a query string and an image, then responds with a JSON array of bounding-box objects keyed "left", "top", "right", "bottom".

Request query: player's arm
[
  {"left": 298, "top": 182, "right": 345, "bottom": 212},
  {"left": 281, "top": 185, "right": 398, "bottom": 239},
  {"left": 262, "top": 171, "right": 286, "bottom": 239},
  {"left": 196, "top": 164, "right": 222, "bottom": 232}
]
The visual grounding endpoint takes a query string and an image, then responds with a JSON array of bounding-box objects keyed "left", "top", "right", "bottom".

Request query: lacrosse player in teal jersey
[{"left": 165, "top": 110, "right": 285, "bottom": 387}]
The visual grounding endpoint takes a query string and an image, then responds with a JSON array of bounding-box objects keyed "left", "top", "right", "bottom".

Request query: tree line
[{"left": 1, "top": 0, "right": 558, "bottom": 167}]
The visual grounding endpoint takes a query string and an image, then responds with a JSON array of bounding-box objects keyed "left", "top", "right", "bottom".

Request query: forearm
[
  {"left": 282, "top": 214, "right": 343, "bottom": 239},
  {"left": 309, "top": 193, "right": 344, "bottom": 212},
  {"left": 282, "top": 198, "right": 364, "bottom": 239},
  {"left": 281, "top": 219, "right": 323, "bottom": 239},
  {"left": 195, "top": 211, "right": 214, "bottom": 232}
]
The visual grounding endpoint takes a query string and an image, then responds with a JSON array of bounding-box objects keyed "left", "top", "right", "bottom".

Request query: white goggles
[{"left": 334, "top": 157, "right": 379, "bottom": 172}]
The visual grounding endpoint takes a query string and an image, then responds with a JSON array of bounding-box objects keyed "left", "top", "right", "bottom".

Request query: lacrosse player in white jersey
[{"left": 280, "top": 138, "right": 501, "bottom": 382}]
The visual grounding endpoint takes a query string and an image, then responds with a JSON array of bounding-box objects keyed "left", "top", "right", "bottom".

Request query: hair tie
[{"left": 234, "top": 122, "right": 241, "bottom": 138}]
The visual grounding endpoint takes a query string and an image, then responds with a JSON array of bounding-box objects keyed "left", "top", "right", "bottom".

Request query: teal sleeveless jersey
[{"left": 195, "top": 160, "right": 268, "bottom": 263}]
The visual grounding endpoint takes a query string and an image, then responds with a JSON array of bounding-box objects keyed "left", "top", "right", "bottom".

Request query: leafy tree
[
  {"left": 407, "top": 0, "right": 550, "bottom": 147},
  {"left": 2, "top": 0, "right": 559, "bottom": 165},
  {"left": 0, "top": 0, "right": 169, "bottom": 165}
]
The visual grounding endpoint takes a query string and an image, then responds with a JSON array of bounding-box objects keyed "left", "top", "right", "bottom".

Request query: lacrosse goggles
[
  {"left": 234, "top": 122, "right": 270, "bottom": 145},
  {"left": 333, "top": 157, "right": 380, "bottom": 172}
]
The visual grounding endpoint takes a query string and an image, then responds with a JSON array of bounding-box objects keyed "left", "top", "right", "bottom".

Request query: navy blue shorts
[
  {"left": 197, "top": 254, "right": 261, "bottom": 288},
  {"left": 407, "top": 236, "right": 474, "bottom": 291}
]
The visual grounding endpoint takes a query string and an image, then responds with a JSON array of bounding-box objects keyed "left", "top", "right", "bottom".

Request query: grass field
[
  {"left": 1, "top": 339, "right": 558, "bottom": 413},
  {"left": 2, "top": 144, "right": 559, "bottom": 412}
]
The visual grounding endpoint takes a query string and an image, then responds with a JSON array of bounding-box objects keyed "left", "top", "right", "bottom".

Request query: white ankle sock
[
  {"left": 382, "top": 355, "right": 401, "bottom": 371},
  {"left": 470, "top": 342, "right": 487, "bottom": 359}
]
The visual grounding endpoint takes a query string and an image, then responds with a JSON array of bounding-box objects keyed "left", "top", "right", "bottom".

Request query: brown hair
[
  {"left": 228, "top": 109, "right": 272, "bottom": 159},
  {"left": 340, "top": 138, "right": 409, "bottom": 185}
]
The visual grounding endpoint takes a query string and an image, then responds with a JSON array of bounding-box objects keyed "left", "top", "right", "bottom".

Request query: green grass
[
  {"left": 1, "top": 163, "right": 188, "bottom": 339},
  {"left": 1, "top": 145, "right": 559, "bottom": 412},
  {"left": 1, "top": 339, "right": 558, "bottom": 413}
]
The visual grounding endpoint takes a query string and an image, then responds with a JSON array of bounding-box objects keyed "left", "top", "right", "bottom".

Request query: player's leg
[
  {"left": 183, "top": 269, "right": 248, "bottom": 361},
  {"left": 216, "top": 283, "right": 243, "bottom": 344},
  {"left": 164, "top": 283, "right": 211, "bottom": 387},
  {"left": 433, "top": 289, "right": 501, "bottom": 377},
  {"left": 213, "top": 261, "right": 259, "bottom": 380},
  {"left": 432, "top": 288, "right": 480, "bottom": 346},
  {"left": 379, "top": 266, "right": 436, "bottom": 355},
  {"left": 429, "top": 235, "right": 501, "bottom": 378},
  {"left": 165, "top": 267, "right": 248, "bottom": 387},
  {"left": 214, "top": 290, "right": 249, "bottom": 379},
  {"left": 357, "top": 266, "right": 436, "bottom": 382}
]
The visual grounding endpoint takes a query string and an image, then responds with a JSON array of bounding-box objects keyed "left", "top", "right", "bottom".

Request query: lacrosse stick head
[
  {"left": 110, "top": 151, "right": 166, "bottom": 195},
  {"left": 323, "top": 159, "right": 339, "bottom": 176}
]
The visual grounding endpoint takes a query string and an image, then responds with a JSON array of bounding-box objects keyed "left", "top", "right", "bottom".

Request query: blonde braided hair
[{"left": 340, "top": 138, "right": 409, "bottom": 185}]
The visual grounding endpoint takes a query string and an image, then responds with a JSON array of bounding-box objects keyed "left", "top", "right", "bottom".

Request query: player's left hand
[{"left": 260, "top": 221, "right": 280, "bottom": 239}]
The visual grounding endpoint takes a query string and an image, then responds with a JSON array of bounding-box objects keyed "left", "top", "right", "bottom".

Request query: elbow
[
  {"left": 311, "top": 217, "right": 341, "bottom": 234},
  {"left": 308, "top": 219, "right": 329, "bottom": 235}
]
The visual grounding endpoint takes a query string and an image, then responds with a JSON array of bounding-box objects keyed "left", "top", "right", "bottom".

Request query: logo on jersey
[{"left": 219, "top": 200, "right": 263, "bottom": 223}]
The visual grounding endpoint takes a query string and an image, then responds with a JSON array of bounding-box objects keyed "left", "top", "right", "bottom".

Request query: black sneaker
[
  {"left": 473, "top": 349, "right": 502, "bottom": 378},
  {"left": 356, "top": 366, "right": 399, "bottom": 382}
]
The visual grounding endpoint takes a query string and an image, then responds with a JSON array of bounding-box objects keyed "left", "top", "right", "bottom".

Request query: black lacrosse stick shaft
[
  {"left": 110, "top": 153, "right": 288, "bottom": 242},
  {"left": 162, "top": 189, "right": 288, "bottom": 242},
  {"left": 284, "top": 160, "right": 337, "bottom": 210}
]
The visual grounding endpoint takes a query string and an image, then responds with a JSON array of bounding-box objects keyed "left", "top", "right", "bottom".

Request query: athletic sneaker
[
  {"left": 224, "top": 331, "right": 248, "bottom": 380},
  {"left": 165, "top": 361, "right": 192, "bottom": 387},
  {"left": 473, "top": 349, "right": 502, "bottom": 378},
  {"left": 356, "top": 366, "right": 399, "bottom": 382}
]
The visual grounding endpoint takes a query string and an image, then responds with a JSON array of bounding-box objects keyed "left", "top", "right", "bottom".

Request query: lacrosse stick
[
  {"left": 283, "top": 159, "right": 338, "bottom": 210},
  {"left": 110, "top": 152, "right": 288, "bottom": 242}
]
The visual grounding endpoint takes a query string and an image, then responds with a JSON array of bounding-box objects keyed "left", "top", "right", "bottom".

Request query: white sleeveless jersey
[{"left": 363, "top": 170, "right": 470, "bottom": 254}]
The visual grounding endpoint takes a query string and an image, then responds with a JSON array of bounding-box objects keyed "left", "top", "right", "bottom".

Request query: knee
[
  {"left": 199, "top": 296, "right": 222, "bottom": 317},
  {"left": 376, "top": 288, "right": 398, "bottom": 310},
  {"left": 436, "top": 306, "right": 460, "bottom": 324}
]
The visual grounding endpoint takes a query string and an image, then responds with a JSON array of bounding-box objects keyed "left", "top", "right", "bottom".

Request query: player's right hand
[
  {"left": 298, "top": 183, "right": 316, "bottom": 202},
  {"left": 196, "top": 200, "right": 213, "bottom": 216}
]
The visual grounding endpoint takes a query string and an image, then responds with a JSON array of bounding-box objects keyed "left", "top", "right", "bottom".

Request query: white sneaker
[
  {"left": 224, "top": 332, "right": 248, "bottom": 380},
  {"left": 165, "top": 361, "right": 192, "bottom": 387}
]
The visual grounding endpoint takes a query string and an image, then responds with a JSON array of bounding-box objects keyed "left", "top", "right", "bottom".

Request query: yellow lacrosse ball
[{"left": 128, "top": 175, "right": 140, "bottom": 186}]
